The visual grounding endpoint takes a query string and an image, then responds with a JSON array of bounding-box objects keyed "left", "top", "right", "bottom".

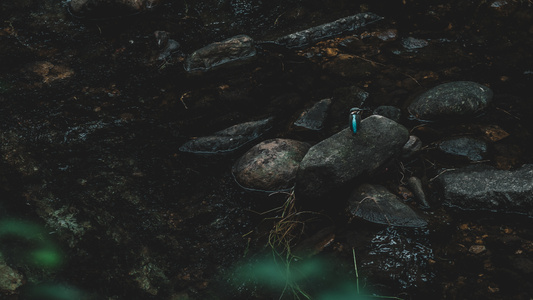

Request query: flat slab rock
[
  {"left": 294, "top": 98, "right": 331, "bottom": 131},
  {"left": 232, "top": 139, "right": 310, "bottom": 192},
  {"left": 436, "top": 164, "right": 533, "bottom": 215},
  {"left": 296, "top": 115, "right": 409, "bottom": 201},
  {"left": 348, "top": 184, "right": 427, "bottom": 227},
  {"left": 184, "top": 35, "right": 256, "bottom": 72},
  {"left": 408, "top": 81, "right": 493, "bottom": 121},
  {"left": 275, "top": 12, "right": 383, "bottom": 49},
  {"left": 179, "top": 117, "right": 273, "bottom": 154},
  {"left": 438, "top": 136, "right": 488, "bottom": 161}
]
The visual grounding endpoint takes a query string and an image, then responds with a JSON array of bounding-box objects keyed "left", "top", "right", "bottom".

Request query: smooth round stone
[
  {"left": 232, "top": 139, "right": 310, "bottom": 192},
  {"left": 408, "top": 81, "right": 493, "bottom": 121}
]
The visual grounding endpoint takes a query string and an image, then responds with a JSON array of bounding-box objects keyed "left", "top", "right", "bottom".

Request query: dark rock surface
[
  {"left": 402, "top": 37, "right": 429, "bottom": 50},
  {"left": 362, "top": 227, "right": 434, "bottom": 290},
  {"left": 296, "top": 115, "right": 409, "bottom": 201},
  {"left": 184, "top": 35, "right": 256, "bottom": 72},
  {"left": 275, "top": 13, "right": 383, "bottom": 49},
  {"left": 438, "top": 136, "right": 488, "bottom": 161},
  {"left": 179, "top": 117, "right": 273, "bottom": 154},
  {"left": 69, "top": 0, "right": 158, "bottom": 15},
  {"left": 348, "top": 184, "right": 427, "bottom": 227},
  {"left": 373, "top": 105, "right": 401, "bottom": 123},
  {"left": 436, "top": 164, "right": 533, "bottom": 215},
  {"left": 408, "top": 81, "right": 493, "bottom": 121},
  {"left": 232, "top": 139, "right": 310, "bottom": 192},
  {"left": 294, "top": 98, "right": 332, "bottom": 131}
]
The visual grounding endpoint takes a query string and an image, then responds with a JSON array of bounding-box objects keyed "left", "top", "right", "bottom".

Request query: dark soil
[{"left": 1, "top": 0, "right": 533, "bottom": 299}]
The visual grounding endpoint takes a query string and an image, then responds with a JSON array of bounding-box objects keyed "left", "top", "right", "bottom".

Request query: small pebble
[{"left": 469, "top": 245, "right": 487, "bottom": 254}]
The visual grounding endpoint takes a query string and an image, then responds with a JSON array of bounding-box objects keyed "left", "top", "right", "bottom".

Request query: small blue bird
[{"left": 349, "top": 107, "right": 364, "bottom": 134}]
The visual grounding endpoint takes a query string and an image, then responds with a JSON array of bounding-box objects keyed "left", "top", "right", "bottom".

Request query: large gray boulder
[
  {"left": 408, "top": 81, "right": 493, "bottom": 121},
  {"left": 348, "top": 184, "right": 427, "bottom": 227},
  {"left": 232, "top": 139, "right": 310, "bottom": 192},
  {"left": 184, "top": 35, "right": 256, "bottom": 72},
  {"left": 295, "top": 115, "right": 409, "bottom": 201},
  {"left": 436, "top": 164, "right": 533, "bottom": 216}
]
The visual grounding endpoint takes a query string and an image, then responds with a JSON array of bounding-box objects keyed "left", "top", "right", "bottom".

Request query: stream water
[{"left": 1, "top": 0, "right": 533, "bottom": 299}]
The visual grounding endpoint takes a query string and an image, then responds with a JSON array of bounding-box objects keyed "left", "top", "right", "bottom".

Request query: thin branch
[{"left": 429, "top": 168, "right": 456, "bottom": 182}]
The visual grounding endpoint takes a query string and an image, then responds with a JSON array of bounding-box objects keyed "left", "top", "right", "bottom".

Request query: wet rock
[
  {"left": 294, "top": 98, "right": 331, "bottom": 131},
  {"left": 348, "top": 184, "right": 427, "bottom": 227},
  {"left": 370, "top": 28, "right": 398, "bottom": 41},
  {"left": 438, "top": 136, "right": 488, "bottom": 161},
  {"left": 232, "top": 139, "right": 310, "bottom": 192},
  {"left": 275, "top": 12, "right": 383, "bottom": 49},
  {"left": 402, "top": 37, "right": 429, "bottom": 50},
  {"left": 436, "top": 164, "right": 533, "bottom": 216},
  {"left": 179, "top": 117, "right": 273, "bottom": 154},
  {"left": 0, "top": 256, "right": 24, "bottom": 294},
  {"left": 362, "top": 227, "right": 434, "bottom": 289},
  {"left": 154, "top": 31, "right": 181, "bottom": 60},
  {"left": 184, "top": 35, "right": 256, "bottom": 72},
  {"left": 373, "top": 105, "right": 401, "bottom": 123},
  {"left": 296, "top": 115, "right": 409, "bottom": 201},
  {"left": 402, "top": 135, "right": 423, "bottom": 159},
  {"left": 408, "top": 81, "right": 493, "bottom": 121},
  {"left": 407, "top": 177, "right": 429, "bottom": 208},
  {"left": 158, "top": 39, "right": 181, "bottom": 60},
  {"left": 69, "top": 0, "right": 158, "bottom": 15}
]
